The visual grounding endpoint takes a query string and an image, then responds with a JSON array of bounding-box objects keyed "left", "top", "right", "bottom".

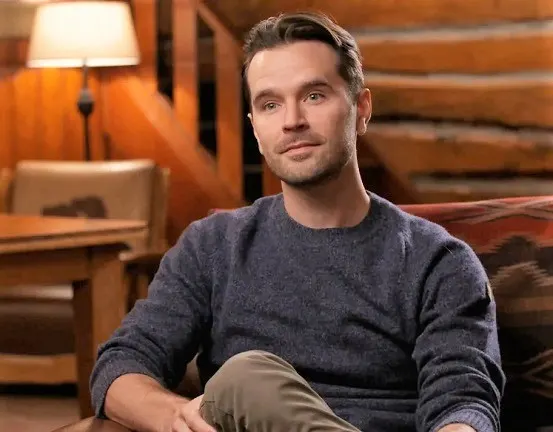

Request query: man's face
[{"left": 247, "top": 41, "right": 371, "bottom": 187}]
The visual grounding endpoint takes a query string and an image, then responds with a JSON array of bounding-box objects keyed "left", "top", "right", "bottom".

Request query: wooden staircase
[{"left": 201, "top": 0, "right": 553, "bottom": 203}]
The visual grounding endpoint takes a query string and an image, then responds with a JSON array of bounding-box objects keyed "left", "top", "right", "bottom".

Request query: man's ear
[
  {"left": 248, "top": 113, "right": 263, "bottom": 155},
  {"left": 356, "top": 88, "right": 372, "bottom": 136}
]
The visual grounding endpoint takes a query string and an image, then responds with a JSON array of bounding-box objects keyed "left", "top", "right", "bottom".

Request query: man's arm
[
  {"left": 89, "top": 222, "right": 212, "bottom": 431},
  {"left": 412, "top": 240, "right": 506, "bottom": 432},
  {"left": 103, "top": 374, "right": 188, "bottom": 432}
]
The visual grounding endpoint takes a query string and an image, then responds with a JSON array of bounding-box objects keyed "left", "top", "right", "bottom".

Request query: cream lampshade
[{"left": 26, "top": 1, "right": 140, "bottom": 160}]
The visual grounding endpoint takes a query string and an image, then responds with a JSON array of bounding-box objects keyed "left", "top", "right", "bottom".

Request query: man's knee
[
  {"left": 202, "top": 350, "right": 301, "bottom": 427},
  {"left": 206, "top": 350, "right": 279, "bottom": 392},
  {"left": 204, "top": 349, "right": 298, "bottom": 404}
]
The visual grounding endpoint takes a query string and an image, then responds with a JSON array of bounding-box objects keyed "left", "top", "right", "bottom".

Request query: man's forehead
[
  {"left": 247, "top": 41, "right": 340, "bottom": 94},
  {"left": 249, "top": 41, "right": 338, "bottom": 72}
]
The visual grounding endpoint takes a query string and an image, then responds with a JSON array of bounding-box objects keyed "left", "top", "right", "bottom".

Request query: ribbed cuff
[
  {"left": 433, "top": 408, "right": 496, "bottom": 432},
  {"left": 90, "top": 357, "right": 163, "bottom": 418}
]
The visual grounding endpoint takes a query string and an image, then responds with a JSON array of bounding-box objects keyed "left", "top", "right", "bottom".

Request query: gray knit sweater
[{"left": 90, "top": 192, "right": 505, "bottom": 431}]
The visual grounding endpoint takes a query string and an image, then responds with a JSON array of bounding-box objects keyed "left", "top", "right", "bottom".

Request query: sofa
[{"left": 54, "top": 195, "right": 553, "bottom": 431}]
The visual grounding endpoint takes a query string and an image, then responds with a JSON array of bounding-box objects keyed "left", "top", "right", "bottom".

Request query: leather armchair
[{"left": 0, "top": 159, "right": 170, "bottom": 385}]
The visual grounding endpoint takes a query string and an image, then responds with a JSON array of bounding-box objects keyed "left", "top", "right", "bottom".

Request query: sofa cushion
[{"left": 402, "top": 196, "right": 553, "bottom": 431}]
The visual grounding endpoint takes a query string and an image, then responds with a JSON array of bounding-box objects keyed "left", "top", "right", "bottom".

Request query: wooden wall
[
  {"left": 207, "top": 0, "right": 553, "bottom": 202},
  {"left": 0, "top": 42, "right": 105, "bottom": 167},
  {"left": 206, "top": 0, "right": 553, "bottom": 38}
]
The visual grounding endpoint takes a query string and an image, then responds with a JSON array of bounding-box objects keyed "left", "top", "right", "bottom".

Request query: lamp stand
[{"left": 77, "top": 64, "right": 94, "bottom": 161}]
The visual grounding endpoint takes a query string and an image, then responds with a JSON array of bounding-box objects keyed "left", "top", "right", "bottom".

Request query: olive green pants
[{"left": 200, "top": 350, "right": 361, "bottom": 432}]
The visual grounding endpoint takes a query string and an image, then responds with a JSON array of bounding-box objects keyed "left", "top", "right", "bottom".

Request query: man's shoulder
[
  {"left": 202, "top": 194, "right": 278, "bottom": 227},
  {"left": 374, "top": 194, "right": 485, "bottom": 282},
  {"left": 374, "top": 193, "right": 474, "bottom": 257},
  {"left": 183, "top": 194, "right": 279, "bottom": 243}
]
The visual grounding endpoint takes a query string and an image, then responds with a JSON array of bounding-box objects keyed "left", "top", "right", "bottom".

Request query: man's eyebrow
[
  {"left": 252, "top": 89, "right": 277, "bottom": 105},
  {"left": 252, "top": 79, "right": 333, "bottom": 105},
  {"left": 299, "top": 79, "right": 333, "bottom": 92}
]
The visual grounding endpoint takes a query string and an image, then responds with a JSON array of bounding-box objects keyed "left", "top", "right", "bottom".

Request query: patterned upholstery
[{"left": 401, "top": 196, "right": 553, "bottom": 431}]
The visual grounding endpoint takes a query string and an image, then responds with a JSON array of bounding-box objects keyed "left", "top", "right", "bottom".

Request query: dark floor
[{"left": 0, "top": 384, "right": 79, "bottom": 432}]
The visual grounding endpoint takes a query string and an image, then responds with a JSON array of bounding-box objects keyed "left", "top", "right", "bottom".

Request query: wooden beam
[
  {"left": 214, "top": 32, "right": 244, "bottom": 199},
  {"left": 367, "top": 72, "right": 553, "bottom": 128},
  {"left": 363, "top": 121, "right": 553, "bottom": 176},
  {"left": 173, "top": 0, "right": 199, "bottom": 145},
  {"left": 200, "top": 22, "right": 553, "bottom": 78},
  {"left": 411, "top": 176, "right": 553, "bottom": 203},
  {"left": 132, "top": 0, "right": 157, "bottom": 94},
  {"left": 204, "top": 0, "right": 553, "bottom": 37},
  {"left": 198, "top": 2, "right": 245, "bottom": 198},
  {"left": 358, "top": 21, "right": 553, "bottom": 74},
  {"left": 197, "top": 2, "right": 242, "bottom": 55}
]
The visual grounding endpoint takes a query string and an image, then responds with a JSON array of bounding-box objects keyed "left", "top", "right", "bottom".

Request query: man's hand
[
  {"left": 438, "top": 424, "right": 476, "bottom": 432},
  {"left": 168, "top": 394, "right": 216, "bottom": 432}
]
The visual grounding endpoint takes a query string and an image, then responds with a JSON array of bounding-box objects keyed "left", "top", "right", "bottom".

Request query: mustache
[{"left": 277, "top": 133, "right": 323, "bottom": 153}]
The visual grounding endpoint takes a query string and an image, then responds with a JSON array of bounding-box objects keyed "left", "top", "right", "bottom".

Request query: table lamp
[{"left": 26, "top": 1, "right": 140, "bottom": 160}]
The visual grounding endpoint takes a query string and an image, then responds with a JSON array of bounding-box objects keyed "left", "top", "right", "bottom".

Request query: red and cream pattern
[{"left": 402, "top": 196, "right": 553, "bottom": 427}]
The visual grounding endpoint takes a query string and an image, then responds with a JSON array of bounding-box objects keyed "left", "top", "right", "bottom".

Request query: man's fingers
[
  {"left": 171, "top": 416, "right": 192, "bottom": 432},
  {"left": 185, "top": 411, "right": 217, "bottom": 432}
]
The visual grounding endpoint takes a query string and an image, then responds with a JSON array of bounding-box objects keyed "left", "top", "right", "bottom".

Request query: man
[{"left": 90, "top": 11, "right": 505, "bottom": 432}]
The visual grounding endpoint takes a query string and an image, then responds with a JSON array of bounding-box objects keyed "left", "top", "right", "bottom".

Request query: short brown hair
[{"left": 243, "top": 12, "right": 364, "bottom": 104}]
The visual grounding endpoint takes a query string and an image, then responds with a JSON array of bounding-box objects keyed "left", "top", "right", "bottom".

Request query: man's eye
[
  {"left": 307, "top": 93, "right": 324, "bottom": 102},
  {"left": 263, "top": 102, "right": 278, "bottom": 111}
]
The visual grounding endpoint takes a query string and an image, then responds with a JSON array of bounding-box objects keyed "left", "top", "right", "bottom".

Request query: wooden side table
[{"left": 0, "top": 214, "right": 147, "bottom": 418}]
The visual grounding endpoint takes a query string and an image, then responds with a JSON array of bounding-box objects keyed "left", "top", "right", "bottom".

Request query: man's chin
[{"left": 279, "top": 169, "right": 335, "bottom": 189}]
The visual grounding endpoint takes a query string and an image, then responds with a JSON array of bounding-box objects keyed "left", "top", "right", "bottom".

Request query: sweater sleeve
[
  {"left": 412, "top": 240, "right": 505, "bottom": 432},
  {"left": 89, "top": 221, "right": 211, "bottom": 418}
]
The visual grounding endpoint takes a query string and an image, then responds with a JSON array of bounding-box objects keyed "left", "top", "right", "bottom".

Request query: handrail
[
  {"left": 196, "top": 3, "right": 242, "bottom": 56},
  {"left": 170, "top": 0, "right": 244, "bottom": 200},
  {"left": 197, "top": 1, "right": 244, "bottom": 200}
]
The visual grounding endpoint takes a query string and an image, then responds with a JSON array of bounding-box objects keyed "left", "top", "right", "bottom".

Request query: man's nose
[{"left": 282, "top": 103, "right": 308, "bottom": 132}]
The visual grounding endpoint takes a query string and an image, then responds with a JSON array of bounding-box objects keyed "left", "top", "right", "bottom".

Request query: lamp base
[
  {"left": 77, "top": 87, "right": 94, "bottom": 117},
  {"left": 77, "top": 65, "right": 94, "bottom": 161}
]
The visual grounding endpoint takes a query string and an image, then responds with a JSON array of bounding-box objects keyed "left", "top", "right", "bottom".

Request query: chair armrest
[
  {"left": 121, "top": 249, "right": 168, "bottom": 304},
  {"left": 120, "top": 249, "right": 166, "bottom": 274},
  {"left": 52, "top": 417, "right": 131, "bottom": 432}
]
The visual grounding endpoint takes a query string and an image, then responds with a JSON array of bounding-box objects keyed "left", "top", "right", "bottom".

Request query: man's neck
[{"left": 281, "top": 164, "right": 370, "bottom": 229}]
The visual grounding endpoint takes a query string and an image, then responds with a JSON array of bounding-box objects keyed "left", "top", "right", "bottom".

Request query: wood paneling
[
  {"left": 205, "top": 0, "right": 553, "bottom": 37},
  {"left": 363, "top": 121, "right": 553, "bottom": 178},
  {"left": 358, "top": 21, "right": 553, "bottom": 74},
  {"left": 101, "top": 70, "right": 243, "bottom": 241},
  {"left": 0, "top": 40, "right": 105, "bottom": 168},
  {"left": 367, "top": 73, "right": 553, "bottom": 128}
]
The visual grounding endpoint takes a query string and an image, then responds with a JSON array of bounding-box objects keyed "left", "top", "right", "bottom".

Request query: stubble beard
[{"left": 268, "top": 141, "right": 356, "bottom": 188}]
